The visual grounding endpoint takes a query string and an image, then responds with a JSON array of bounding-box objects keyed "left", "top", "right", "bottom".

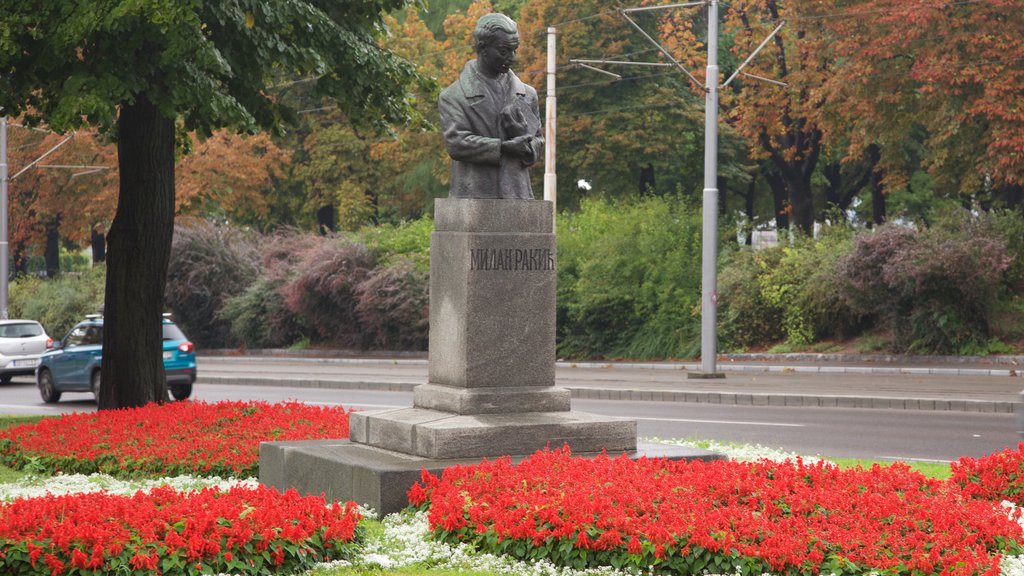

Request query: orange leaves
[
  {"left": 818, "top": 0, "right": 1024, "bottom": 188},
  {"left": 176, "top": 131, "right": 291, "bottom": 223}
]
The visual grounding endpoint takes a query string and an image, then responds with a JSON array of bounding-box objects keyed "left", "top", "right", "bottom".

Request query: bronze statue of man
[{"left": 439, "top": 13, "right": 544, "bottom": 199}]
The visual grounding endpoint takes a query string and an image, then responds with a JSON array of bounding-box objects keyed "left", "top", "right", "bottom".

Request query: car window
[
  {"left": 82, "top": 326, "right": 103, "bottom": 346},
  {"left": 0, "top": 322, "right": 43, "bottom": 338},
  {"left": 63, "top": 325, "right": 90, "bottom": 348},
  {"left": 162, "top": 322, "right": 186, "bottom": 341}
]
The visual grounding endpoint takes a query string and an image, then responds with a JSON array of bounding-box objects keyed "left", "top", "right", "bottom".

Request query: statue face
[{"left": 478, "top": 30, "right": 519, "bottom": 77}]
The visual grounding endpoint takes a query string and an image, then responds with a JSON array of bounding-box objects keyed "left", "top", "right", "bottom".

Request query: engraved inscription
[{"left": 470, "top": 248, "right": 555, "bottom": 271}]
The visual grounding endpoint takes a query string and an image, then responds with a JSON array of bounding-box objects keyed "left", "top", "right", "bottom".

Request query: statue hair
[{"left": 474, "top": 13, "right": 518, "bottom": 51}]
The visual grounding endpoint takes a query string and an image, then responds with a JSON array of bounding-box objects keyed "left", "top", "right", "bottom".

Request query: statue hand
[
  {"left": 501, "top": 106, "right": 529, "bottom": 137},
  {"left": 501, "top": 135, "right": 533, "bottom": 158}
]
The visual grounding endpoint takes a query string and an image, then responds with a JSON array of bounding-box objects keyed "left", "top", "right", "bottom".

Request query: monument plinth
[{"left": 348, "top": 199, "right": 637, "bottom": 459}]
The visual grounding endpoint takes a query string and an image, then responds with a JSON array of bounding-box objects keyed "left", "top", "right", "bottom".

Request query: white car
[{"left": 0, "top": 320, "right": 52, "bottom": 383}]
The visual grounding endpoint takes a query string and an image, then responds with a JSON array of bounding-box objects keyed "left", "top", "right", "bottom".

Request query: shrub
[
  {"left": 356, "top": 216, "right": 433, "bottom": 273},
  {"left": 758, "top": 229, "right": 857, "bottom": 347},
  {"left": 217, "top": 230, "right": 324, "bottom": 349},
  {"left": 986, "top": 209, "right": 1024, "bottom": 291},
  {"left": 220, "top": 277, "right": 306, "bottom": 349},
  {"left": 260, "top": 227, "right": 325, "bottom": 283},
  {"left": 837, "top": 224, "right": 917, "bottom": 341},
  {"left": 839, "top": 213, "right": 1012, "bottom": 353},
  {"left": 557, "top": 195, "right": 702, "bottom": 359},
  {"left": 716, "top": 248, "right": 784, "bottom": 351},
  {"left": 9, "top": 266, "right": 105, "bottom": 339},
  {"left": 354, "top": 257, "right": 429, "bottom": 351},
  {"left": 165, "top": 219, "right": 260, "bottom": 348},
  {"left": 280, "top": 239, "right": 376, "bottom": 346}
]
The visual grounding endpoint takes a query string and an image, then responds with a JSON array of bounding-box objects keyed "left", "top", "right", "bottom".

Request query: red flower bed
[
  {"left": 0, "top": 401, "right": 350, "bottom": 478},
  {"left": 0, "top": 484, "right": 361, "bottom": 575},
  {"left": 952, "top": 443, "right": 1024, "bottom": 505},
  {"left": 409, "top": 447, "right": 1024, "bottom": 576}
]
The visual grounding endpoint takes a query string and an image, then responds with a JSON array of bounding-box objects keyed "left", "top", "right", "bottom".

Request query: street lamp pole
[
  {"left": 1, "top": 116, "right": 9, "bottom": 320},
  {"left": 696, "top": 0, "right": 723, "bottom": 377}
]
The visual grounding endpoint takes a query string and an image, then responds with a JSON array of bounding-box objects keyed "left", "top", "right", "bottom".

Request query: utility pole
[
  {"left": 697, "top": 0, "right": 722, "bottom": 378},
  {"left": 544, "top": 27, "right": 557, "bottom": 232},
  {"left": 570, "top": 1, "right": 784, "bottom": 377},
  {"left": 1, "top": 116, "right": 9, "bottom": 319}
]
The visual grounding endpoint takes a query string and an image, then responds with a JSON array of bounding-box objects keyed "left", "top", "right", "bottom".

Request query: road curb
[
  {"left": 199, "top": 356, "right": 1023, "bottom": 378},
  {"left": 196, "top": 376, "right": 1020, "bottom": 413}
]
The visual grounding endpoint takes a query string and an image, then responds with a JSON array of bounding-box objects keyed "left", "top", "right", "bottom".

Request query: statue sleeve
[
  {"left": 439, "top": 90, "right": 502, "bottom": 166},
  {"left": 521, "top": 89, "right": 545, "bottom": 167}
]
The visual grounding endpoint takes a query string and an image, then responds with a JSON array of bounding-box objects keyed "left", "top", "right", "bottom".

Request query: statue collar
[{"left": 461, "top": 60, "right": 527, "bottom": 98}]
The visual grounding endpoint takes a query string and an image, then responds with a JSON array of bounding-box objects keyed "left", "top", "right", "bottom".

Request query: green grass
[
  {"left": 829, "top": 458, "right": 952, "bottom": 480},
  {"left": 0, "top": 414, "right": 46, "bottom": 430}
]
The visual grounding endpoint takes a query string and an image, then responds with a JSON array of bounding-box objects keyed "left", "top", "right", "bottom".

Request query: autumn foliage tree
[
  {"left": 177, "top": 131, "right": 292, "bottom": 227},
  {"left": 818, "top": 0, "right": 1024, "bottom": 209}
]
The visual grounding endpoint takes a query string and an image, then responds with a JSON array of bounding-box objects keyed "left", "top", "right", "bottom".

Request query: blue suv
[{"left": 36, "top": 314, "right": 197, "bottom": 403}]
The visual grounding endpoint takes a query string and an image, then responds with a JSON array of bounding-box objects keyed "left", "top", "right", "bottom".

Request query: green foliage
[
  {"left": 757, "top": 229, "right": 856, "bottom": 347},
  {"left": 9, "top": 266, "right": 105, "bottom": 339},
  {"left": 0, "top": 0, "right": 421, "bottom": 135},
  {"left": 988, "top": 209, "right": 1024, "bottom": 292},
  {"left": 557, "top": 195, "right": 702, "bottom": 359},
  {"left": 357, "top": 216, "right": 434, "bottom": 272},
  {"left": 165, "top": 219, "right": 261, "bottom": 348},
  {"left": 716, "top": 248, "right": 784, "bottom": 351},
  {"left": 220, "top": 277, "right": 305, "bottom": 349}
]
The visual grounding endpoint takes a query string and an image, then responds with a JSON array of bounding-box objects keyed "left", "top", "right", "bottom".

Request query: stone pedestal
[
  {"left": 261, "top": 199, "right": 719, "bottom": 514},
  {"left": 349, "top": 199, "right": 636, "bottom": 458}
]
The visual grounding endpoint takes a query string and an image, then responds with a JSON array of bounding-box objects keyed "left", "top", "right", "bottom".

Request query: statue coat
[{"left": 439, "top": 60, "right": 544, "bottom": 199}]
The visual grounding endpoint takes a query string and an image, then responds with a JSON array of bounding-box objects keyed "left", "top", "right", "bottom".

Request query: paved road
[
  {"left": 195, "top": 356, "right": 1024, "bottom": 412},
  {"left": 1, "top": 375, "right": 1017, "bottom": 461}
]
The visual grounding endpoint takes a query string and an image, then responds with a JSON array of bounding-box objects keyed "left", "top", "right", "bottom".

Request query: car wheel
[
  {"left": 0, "top": 374, "right": 11, "bottom": 384},
  {"left": 170, "top": 383, "right": 192, "bottom": 401},
  {"left": 38, "top": 369, "right": 61, "bottom": 403},
  {"left": 91, "top": 369, "right": 102, "bottom": 402}
]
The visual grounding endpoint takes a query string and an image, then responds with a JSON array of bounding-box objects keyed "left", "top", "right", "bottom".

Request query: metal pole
[
  {"left": 695, "top": 0, "right": 722, "bottom": 377},
  {"left": 544, "top": 26, "right": 557, "bottom": 232},
  {"left": 0, "top": 117, "right": 9, "bottom": 319}
]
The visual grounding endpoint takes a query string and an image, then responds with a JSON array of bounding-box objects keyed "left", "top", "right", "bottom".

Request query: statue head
[{"left": 473, "top": 13, "right": 519, "bottom": 78}]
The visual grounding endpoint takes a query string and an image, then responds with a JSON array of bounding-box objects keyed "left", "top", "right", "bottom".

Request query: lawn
[{"left": 1, "top": 407, "right": 1022, "bottom": 576}]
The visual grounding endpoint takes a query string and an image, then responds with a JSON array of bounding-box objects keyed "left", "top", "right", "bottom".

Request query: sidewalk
[{"left": 197, "top": 352, "right": 1024, "bottom": 413}]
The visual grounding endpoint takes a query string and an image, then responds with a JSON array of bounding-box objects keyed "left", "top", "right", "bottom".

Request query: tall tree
[
  {"left": 1, "top": 1, "right": 418, "bottom": 408},
  {"left": 819, "top": 0, "right": 1024, "bottom": 208},
  {"left": 722, "top": 0, "right": 831, "bottom": 234}
]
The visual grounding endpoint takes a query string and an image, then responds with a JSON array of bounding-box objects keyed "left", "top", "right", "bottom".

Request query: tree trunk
[
  {"left": 12, "top": 241, "right": 27, "bottom": 275},
  {"left": 765, "top": 168, "right": 790, "bottom": 231},
  {"left": 871, "top": 168, "right": 886, "bottom": 226},
  {"left": 316, "top": 204, "right": 336, "bottom": 234},
  {"left": 44, "top": 216, "right": 60, "bottom": 278},
  {"left": 99, "top": 93, "right": 175, "bottom": 410},
  {"left": 91, "top": 224, "right": 106, "bottom": 263},
  {"left": 789, "top": 178, "right": 815, "bottom": 235}
]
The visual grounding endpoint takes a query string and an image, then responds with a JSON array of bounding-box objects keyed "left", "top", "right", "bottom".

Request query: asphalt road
[{"left": 1, "top": 376, "right": 1016, "bottom": 462}]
